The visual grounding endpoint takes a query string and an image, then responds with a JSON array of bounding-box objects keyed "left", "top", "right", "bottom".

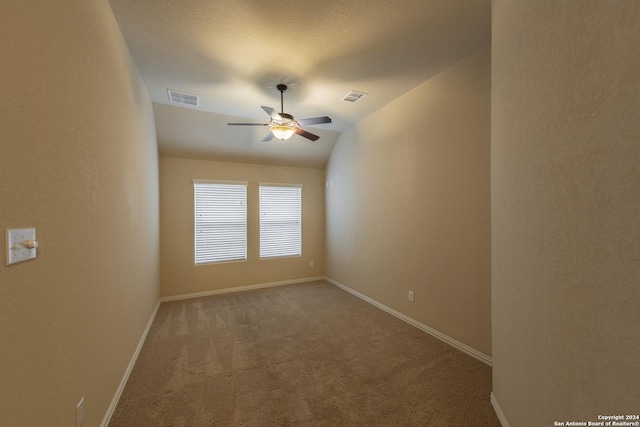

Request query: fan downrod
[{"left": 276, "top": 84, "right": 288, "bottom": 115}]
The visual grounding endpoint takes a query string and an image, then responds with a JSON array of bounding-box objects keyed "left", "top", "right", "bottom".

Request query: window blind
[
  {"left": 194, "top": 181, "right": 247, "bottom": 264},
  {"left": 259, "top": 185, "right": 302, "bottom": 259}
]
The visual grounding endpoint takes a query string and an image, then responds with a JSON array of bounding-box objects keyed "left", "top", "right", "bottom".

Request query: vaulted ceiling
[{"left": 109, "top": 0, "right": 491, "bottom": 168}]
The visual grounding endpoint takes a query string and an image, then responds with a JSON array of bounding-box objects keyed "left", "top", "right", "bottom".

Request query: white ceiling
[{"left": 109, "top": 0, "right": 491, "bottom": 168}]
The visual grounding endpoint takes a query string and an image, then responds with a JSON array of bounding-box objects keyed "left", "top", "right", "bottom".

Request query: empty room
[{"left": 1, "top": 1, "right": 638, "bottom": 426}]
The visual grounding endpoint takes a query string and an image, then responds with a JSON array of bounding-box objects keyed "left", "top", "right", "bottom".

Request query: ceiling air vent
[
  {"left": 342, "top": 90, "right": 367, "bottom": 103},
  {"left": 167, "top": 89, "right": 199, "bottom": 107}
]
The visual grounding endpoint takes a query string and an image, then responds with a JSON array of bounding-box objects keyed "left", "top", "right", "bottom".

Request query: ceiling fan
[{"left": 227, "top": 84, "right": 332, "bottom": 142}]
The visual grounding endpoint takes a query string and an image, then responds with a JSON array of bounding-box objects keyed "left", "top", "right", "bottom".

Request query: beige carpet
[{"left": 109, "top": 281, "right": 499, "bottom": 426}]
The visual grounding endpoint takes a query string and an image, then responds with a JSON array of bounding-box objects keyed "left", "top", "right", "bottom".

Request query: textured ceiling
[{"left": 109, "top": 0, "right": 491, "bottom": 168}]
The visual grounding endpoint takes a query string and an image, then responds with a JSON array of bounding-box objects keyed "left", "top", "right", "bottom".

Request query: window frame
[
  {"left": 258, "top": 183, "right": 303, "bottom": 260},
  {"left": 193, "top": 179, "right": 248, "bottom": 265}
]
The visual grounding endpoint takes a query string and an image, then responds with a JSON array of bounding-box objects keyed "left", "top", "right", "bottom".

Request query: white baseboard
[
  {"left": 491, "top": 392, "right": 511, "bottom": 427},
  {"left": 160, "top": 276, "right": 326, "bottom": 302},
  {"left": 100, "top": 300, "right": 160, "bottom": 427},
  {"left": 324, "top": 276, "right": 492, "bottom": 366}
]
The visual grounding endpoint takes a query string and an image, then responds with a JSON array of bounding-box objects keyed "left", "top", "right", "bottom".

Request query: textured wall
[
  {"left": 492, "top": 2, "right": 640, "bottom": 425},
  {"left": 325, "top": 47, "right": 492, "bottom": 357},
  {"left": 0, "top": 1, "right": 159, "bottom": 425},
  {"left": 160, "top": 157, "right": 324, "bottom": 297}
]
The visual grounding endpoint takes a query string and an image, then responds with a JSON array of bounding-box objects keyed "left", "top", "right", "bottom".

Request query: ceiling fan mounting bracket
[{"left": 276, "top": 84, "right": 288, "bottom": 92}]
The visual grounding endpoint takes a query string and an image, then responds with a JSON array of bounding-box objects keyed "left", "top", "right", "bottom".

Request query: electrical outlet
[
  {"left": 408, "top": 291, "right": 414, "bottom": 302},
  {"left": 309, "top": 260, "right": 314, "bottom": 268},
  {"left": 76, "top": 397, "right": 86, "bottom": 427}
]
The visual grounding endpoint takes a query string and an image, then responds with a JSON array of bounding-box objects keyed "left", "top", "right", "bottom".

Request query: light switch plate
[{"left": 6, "top": 228, "right": 37, "bottom": 265}]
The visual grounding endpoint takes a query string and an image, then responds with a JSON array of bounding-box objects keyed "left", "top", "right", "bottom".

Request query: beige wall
[
  {"left": 0, "top": 1, "right": 159, "bottom": 426},
  {"left": 325, "top": 46, "right": 492, "bottom": 357},
  {"left": 159, "top": 157, "right": 324, "bottom": 297},
  {"left": 492, "top": 2, "right": 640, "bottom": 425}
]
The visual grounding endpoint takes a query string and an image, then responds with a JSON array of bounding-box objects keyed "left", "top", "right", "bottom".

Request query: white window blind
[
  {"left": 259, "top": 184, "right": 302, "bottom": 259},
  {"left": 194, "top": 181, "right": 247, "bottom": 264}
]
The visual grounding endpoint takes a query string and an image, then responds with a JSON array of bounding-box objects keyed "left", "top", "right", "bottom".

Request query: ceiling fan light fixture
[{"left": 269, "top": 124, "right": 296, "bottom": 141}]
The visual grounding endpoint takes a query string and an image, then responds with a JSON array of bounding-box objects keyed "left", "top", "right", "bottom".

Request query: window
[
  {"left": 259, "top": 184, "right": 302, "bottom": 259},
  {"left": 194, "top": 180, "right": 247, "bottom": 264}
]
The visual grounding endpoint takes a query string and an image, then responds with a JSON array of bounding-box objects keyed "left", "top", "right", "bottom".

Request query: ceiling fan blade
[
  {"left": 262, "top": 132, "right": 275, "bottom": 142},
  {"left": 227, "top": 122, "right": 268, "bottom": 126},
  {"left": 295, "top": 128, "right": 320, "bottom": 141},
  {"left": 296, "top": 116, "right": 332, "bottom": 126},
  {"left": 261, "top": 106, "right": 282, "bottom": 120}
]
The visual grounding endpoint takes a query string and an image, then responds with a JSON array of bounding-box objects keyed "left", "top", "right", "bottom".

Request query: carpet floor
[{"left": 109, "top": 280, "right": 499, "bottom": 426}]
